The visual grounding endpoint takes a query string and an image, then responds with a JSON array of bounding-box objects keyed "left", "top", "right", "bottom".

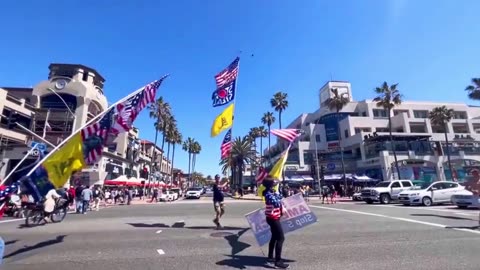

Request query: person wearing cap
[
  {"left": 213, "top": 174, "right": 227, "bottom": 229},
  {"left": 263, "top": 178, "right": 289, "bottom": 269}
]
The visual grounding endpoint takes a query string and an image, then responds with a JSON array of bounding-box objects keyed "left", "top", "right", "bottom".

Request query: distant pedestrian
[
  {"left": 212, "top": 174, "right": 227, "bottom": 229},
  {"left": 81, "top": 186, "right": 93, "bottom": 214},
  {"left": 75, "top": 185, "right": 84, "bottom": 213},
  {"left": 321, "top": 185, "right": 330, "bottom": 204},
  {"left": 330, "top": 185, "right": 337, "bottom": 204},
  {"left": 262, "top": 178, "right": 289, "bottom": 269}
]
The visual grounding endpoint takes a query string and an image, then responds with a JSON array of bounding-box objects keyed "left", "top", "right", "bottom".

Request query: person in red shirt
[{"left": 263, "top": 179, "right": 289, "bottom": 269}]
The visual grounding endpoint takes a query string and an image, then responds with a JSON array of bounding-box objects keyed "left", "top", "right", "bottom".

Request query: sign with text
[{"left": 245, "top": 193, "right": 317, "bottom": 246}]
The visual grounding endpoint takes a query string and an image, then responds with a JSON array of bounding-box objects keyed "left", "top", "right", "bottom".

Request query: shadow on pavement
[
  {"left": 224, "top": 228, "right": 250, "bottom": 256},
  {"left": 445, "top": 225, "right": 480, "bottom": 230},
  {"left": 3, "top": 235, "right": 67, "bottom": 260},
  {"left": 5, "top": 240, "right": 19, "bottom": 245},
  {"left": 216, "top": 255, "right": 295, "bottom": 269},
  {"left": 410, "top": 213, "right": 475, "bottom": 221}
]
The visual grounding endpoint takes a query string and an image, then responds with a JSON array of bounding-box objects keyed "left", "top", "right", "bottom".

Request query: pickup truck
[{"left": 361, "top": 180, "right": 414, "bottom": 204}]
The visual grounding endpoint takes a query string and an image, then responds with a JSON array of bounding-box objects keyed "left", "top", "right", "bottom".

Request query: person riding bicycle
[{"left": 44, "top": 188, "right": 61, "bottom": 222}]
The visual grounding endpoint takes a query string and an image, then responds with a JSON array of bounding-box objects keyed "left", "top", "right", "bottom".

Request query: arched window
[{"left": 40, "top": 93, "right": 77, "bottom": 111}]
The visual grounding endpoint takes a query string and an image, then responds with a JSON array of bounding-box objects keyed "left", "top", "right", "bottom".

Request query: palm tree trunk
[
  {"left": 279, "top": 111, "right": 282, "bottom": 129},
  {"left": 187, "top": 152, "right": 192, "bottom": 186},
  {"left": 238, "top": 163, "right": 243, "bottom": 195},
  {"left": 389, "top": 111, "right": 401, "bottom": 179},
  {"left": 151, "top": 128, "right": 159, "bottom": 186},
  {"left": 260, "top": 137, "right": 263, "bottom": 166},
  {"left": 268, "top": 125, "right": 272, "bottom": 164},
  {"left": 336, "top": 111, "right": 347, "bottom": 194},
  {"left": 444, "top": 125, "right": 454, "bottom": 181},
  {"left": 171, "top": 144, "right": 176, "bottom": 181},
  {"left": 166, "top": 142, "right": 171, "bottom": 183}
]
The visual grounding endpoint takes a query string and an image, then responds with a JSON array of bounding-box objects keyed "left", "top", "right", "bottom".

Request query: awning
[
  {"left": 289, "top": 176, "right": 304, "bottom": 182},
  {"left": 302, "top": 176, "right": 314, "bottom": 181}
]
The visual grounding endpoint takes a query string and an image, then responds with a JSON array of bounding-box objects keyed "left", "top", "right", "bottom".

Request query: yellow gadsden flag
[
  {"left": 211, "top": 103, "right": 234, "bottom": 137},
  {"left": 268, "top": 143, "right": 292, "bottom": 181},
  {"left": 43, "top": 133, "right": 86, "bottom": 188}
]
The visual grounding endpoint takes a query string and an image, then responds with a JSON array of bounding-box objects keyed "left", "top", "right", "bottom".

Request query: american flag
[
  {"left": 256, "top": 167, "right": 268, "bottom": 183},
  {"left": 271, "top": 129, "right": 302, "bottom": 142},
  {"left": 215, "top": 57, "right": 240, "bottom": 88},
  {"left": 220, "top": 129, "right": 232, "bottom": 159},
  {"left": 0, "top": 182, "right": 19, "bottom": 217},
  {"left": 81, "top": 108, "right": 116, "bottom": 164}
]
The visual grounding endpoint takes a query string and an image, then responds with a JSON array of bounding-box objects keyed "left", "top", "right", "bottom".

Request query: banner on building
[{"left": 244, "top": 193, "right": 317, "bottom": 246}]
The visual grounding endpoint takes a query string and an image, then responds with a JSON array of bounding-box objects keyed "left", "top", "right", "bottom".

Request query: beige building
[{"left": 0, "top": 63, "right": 172, "bottom": 186}]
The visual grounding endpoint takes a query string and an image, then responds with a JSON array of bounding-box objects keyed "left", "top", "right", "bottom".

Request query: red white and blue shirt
[{"left": 265, "top": 191, "right": 283, "bottom": 220}]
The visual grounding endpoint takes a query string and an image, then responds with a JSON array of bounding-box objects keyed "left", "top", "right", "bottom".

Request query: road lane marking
[
  {"left": 156, "top": 249, "right": 165, "bottom": 255},
  {"left": 310, "top": 205, "right": 480, "bottom": 235},
  {"left": 156, "top": 230, "right": 162, "bottom": 234},
  {"left": 365, "top": 204, "right": 478, "bottom": 216},
  {"left": 0, "top": 210, "right": 78, "bottom": 224}
]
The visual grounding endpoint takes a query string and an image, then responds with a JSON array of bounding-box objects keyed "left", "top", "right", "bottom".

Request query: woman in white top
[{"left": 44, "top": 189, "right": 61, "bottom": 214}]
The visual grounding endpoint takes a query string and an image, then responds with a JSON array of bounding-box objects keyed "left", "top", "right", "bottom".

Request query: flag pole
[
  {"left": 228, "top": 57, "right": 240, "bottom": 188},
  {"left": 26, "top": 76, "right": 169, "bottom": 178},
  {"left": 0, "top": 145, "right": 39, "bottom": 186},
  {"left": 15, "top": 123, "right": 56, "bottom": 148}
]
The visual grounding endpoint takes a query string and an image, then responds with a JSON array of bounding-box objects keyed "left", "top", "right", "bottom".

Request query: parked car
[
  {"left": 352, "top": 192, "right": 362, "bottom": 201},
  {"left": 361, "top": 180, "right": 414, "bottom": 204},
  {"left": 398, "top": 181, "right": 464, "bottom": 206},
  {"left": 451, "top": 190, "right": 480, "bottom": 209},
  {"left": 159, "top": 191, "right": 176, "bottom": 202},
  {"left": 185, "top": 188, "right": 202, "bottom": 199},
  {"left": 170, "top": 188, "right": 182, "bottom": 198}
]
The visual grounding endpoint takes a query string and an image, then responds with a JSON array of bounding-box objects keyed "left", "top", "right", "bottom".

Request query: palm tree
[
  {"left": 257, "top": 126, "right": 268, "bottom": 165},
  {"left": 249, "top": 127, "right": 260, "bottom": 152},
  {"left": 164, "top": 119, "right": 177, "bottom": 182},
  {"left": 169, "top": 127, "right": 182, "bottom": 181},
  {"left": 465, "top": 78, "right": 480, "bottom": 100},
  {"left": 429, "top": 106, "right": 455, "bottom": 180},
  {"left": 326, "top": 88, "right": 350, "bottom": 187},
  {"left": 219, "top": 136, "right": 256, "bottom": 188},
  {"left": 149, "top": 97, "right": 171, "bottom": 176},
  {"left": 261, "top": 112, "right": 276, "bottom": 161},
  {"left": 373, "top": 82, "right": 403, "bottom": 179},
  {"left": 182, "top": 137, "right": 195, "bottom": 183},
  {"left": 270, "top": 91, "right": 288, "bottom": 129},
  {"left": 191, "top": 141, "right": 202, "bottom": 180}
]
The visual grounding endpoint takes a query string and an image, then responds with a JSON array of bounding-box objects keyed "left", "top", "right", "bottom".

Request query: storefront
[
  {"left": 444, "top": 159, "right": 480, "bottom": 184},
  {"left": 105, "top": 162, "right": 124, "bottom": 180},
  {"left": 398, "top": 160, "right": 438, "bottom": 183}
]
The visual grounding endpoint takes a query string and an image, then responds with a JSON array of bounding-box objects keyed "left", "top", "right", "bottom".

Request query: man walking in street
[
  {"left": 81, "top": 185, "right": 93, "bottom": 214},
  {"left": 213, "top": 175, "right": 227, "bottom": 229}
]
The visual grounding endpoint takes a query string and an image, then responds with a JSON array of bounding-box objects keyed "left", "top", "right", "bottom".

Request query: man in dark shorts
[{"left": 213, "top": 174, "right": 227, "bottom": 229}]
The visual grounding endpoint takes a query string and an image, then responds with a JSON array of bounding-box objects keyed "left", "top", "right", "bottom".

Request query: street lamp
[{"left": 46, "top": 88, "right": 77, "bottom": 133}]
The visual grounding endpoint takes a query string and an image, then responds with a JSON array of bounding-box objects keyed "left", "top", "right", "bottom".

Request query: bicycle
[{"left": 25, "top": 198, "right": 68, "bottom": 227}]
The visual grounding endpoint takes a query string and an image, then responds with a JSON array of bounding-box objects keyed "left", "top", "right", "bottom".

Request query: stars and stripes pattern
[
  {"left": 256, "top": 167, "right": 268, "bottom": 183},
  {"left": 215, "top": 57, "right": 239, "bottom": 88},
  {"left": 81, "top": 108, "right": 115, "bottom": 141},
  {"left": 220, "top": 129, "right": 232, "bottom": 159},
  {"left": 271, "top": 129, "right": 302, "bottom": 142},
  {"left": 0, "top": 182, "right": 19, "bottom": 217}
]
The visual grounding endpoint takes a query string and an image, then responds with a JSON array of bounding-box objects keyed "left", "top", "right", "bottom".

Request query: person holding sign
[{"left": 263, "top": 179, "right": 289, "bottom": 269}]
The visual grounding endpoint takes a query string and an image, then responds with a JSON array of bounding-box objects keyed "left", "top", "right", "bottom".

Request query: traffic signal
[
  {"left": 320, "top": 165, "right": 326, "bottom": 180},
  {"left": 7, "top": 112, "right": 18, "bottom": 129}
]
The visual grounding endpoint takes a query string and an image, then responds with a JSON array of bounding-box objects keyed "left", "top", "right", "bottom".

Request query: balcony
[{"left": 365, "top": 140, "right": 434, "bottom": 159}]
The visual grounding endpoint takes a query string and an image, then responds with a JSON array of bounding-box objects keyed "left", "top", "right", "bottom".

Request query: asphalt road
[{"left": 1, "top": 198, "right": 480, "bottom": 270}]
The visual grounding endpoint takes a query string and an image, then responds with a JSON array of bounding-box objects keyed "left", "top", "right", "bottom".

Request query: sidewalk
[{"left": 232, "top": 194, "right": 353, "bottom": 202}]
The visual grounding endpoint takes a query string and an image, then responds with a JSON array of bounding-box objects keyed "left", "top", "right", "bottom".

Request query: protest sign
[{"left": 245, "top": 193, "right": 317, "bottom": 246}]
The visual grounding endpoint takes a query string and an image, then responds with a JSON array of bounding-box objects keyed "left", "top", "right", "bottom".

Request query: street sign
[
  {"left": 29, "top": 141, "right": 47, "bottom": 152},
  {"left": 327, "top": 163, "right": 336, "bottom": 171}
]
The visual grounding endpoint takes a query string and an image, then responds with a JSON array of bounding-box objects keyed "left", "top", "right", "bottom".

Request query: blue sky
[{"left": 0, "top": 0, "right": 479, "bottom": 177}]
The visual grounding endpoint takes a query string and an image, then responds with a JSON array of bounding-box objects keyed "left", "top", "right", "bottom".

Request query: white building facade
[{"left": 267, "top": 81, "right": 480, "bottom": 184}]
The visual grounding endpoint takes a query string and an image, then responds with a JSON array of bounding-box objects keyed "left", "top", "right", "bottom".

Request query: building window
[
  {"left": 409, "top": 123, "right": 427, "bottom": 133},
  {"left": 413, "top": 110, "right": 428, "bottom": 118},
  {"left": 393, "top": 110, "right": 410, "bottom": 117},
  {"left": 354, "top": 128, "right": 361, "bottom": 134},
  {"left": 473, "top": 124, "right": 480, "bottom": 134},
  {"left": 453, "top": 111, "right": 467, "bottom": 119},
  {"left": 373, "top": 109, "right": 388, "bottom": 118},
  {"left": 452, "top": 123, "right": 469, "bottom": 133},
  {"left": 82, "top": 71, "right": 89, "bottom": 81},
  {"left": 376, "top": 128, "right": 389, "bottom": 132},
  {"left": 344, "top": 129, "right": 349, "bottom": 138},
  {"left": 315, "top": 134, "right": 321, "bottom": 142}
]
